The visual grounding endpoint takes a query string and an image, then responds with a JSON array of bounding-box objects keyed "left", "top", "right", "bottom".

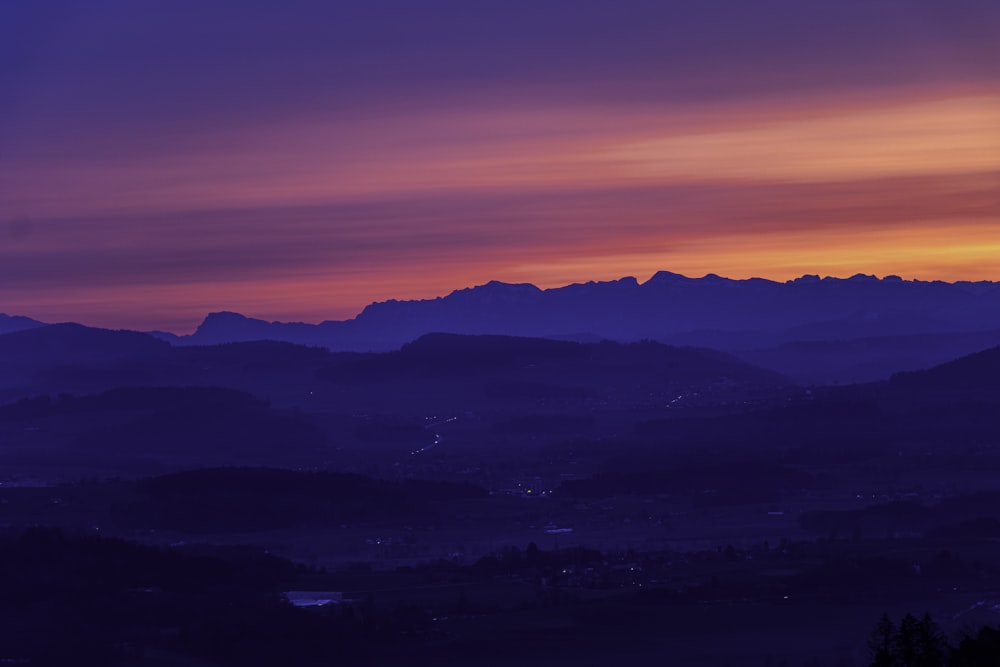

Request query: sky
[{"left": 2, "top": 0, "right": 999, "bottom": 332}]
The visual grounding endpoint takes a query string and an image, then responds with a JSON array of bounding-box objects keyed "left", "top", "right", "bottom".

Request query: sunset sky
[{"left": 2, "top": 0, "right": 999, "bottom": 332}]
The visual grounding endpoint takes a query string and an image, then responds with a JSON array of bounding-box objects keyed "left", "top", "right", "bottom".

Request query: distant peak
[
  {"left": 561, "top": 276, "right": 640, "bottom": 291},
  {"left": 701, "top": 273, "right": 730, "bottom": 284},
  {"left": 847, "top": 273, "right": 879, "bottom": 283},
  {"left": 644, "top": 271, "right": 738, "bottom": 287},
  {"left": 0, "top": 313, "right": 47, "bottom": 336},
  {"left": 479, "top": 280, "right": 541, "bottom": 292},
  {"left": 195, "top": 311, "right": 257, "bottom": 335},
  {"left": 46, "top": 321, "right": 89, "bottom": 331},
  {"left": 789, "top": 273, "right": 891, "bottom": 285},
  {"left": 643, "top": 270, "right": 692, "bottom": 286},
  {"left": 445, "top": 281, "right": 543, "bottom": 299},
  {"left": 204, "top": 310, "right": 250, "bottom": 321}
]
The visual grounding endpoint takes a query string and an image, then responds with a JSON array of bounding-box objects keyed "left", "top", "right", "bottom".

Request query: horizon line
[{"left": 6, "top": 269, "right": 999, "bottom": 337}]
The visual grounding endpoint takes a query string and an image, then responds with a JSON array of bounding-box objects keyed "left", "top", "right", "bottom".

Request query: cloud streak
[{"left": 1, "top": 1, "right": 998, "bottom": 330}]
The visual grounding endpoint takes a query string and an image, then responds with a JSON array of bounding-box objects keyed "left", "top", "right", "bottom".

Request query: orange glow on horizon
[
  {"left": 14, "top": 213, "right": 1000, "bottom": 335},
  {"left": 3, "top": 87, "right": 999, "bottom": 332}
]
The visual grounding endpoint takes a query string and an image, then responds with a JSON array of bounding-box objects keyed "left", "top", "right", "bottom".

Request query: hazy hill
[
  {"left": 885, "top": 344, "right": 1000, "bottom": 403},
  {"left": 0, "top": 332, "right": 791, "bottom": 478},
  {"left": 0, "top": 323, "right": 169, "bottom": 366},
  {"left": 628, "top": 344, "right": 1000, "bottom": 468},
  {"left": 0, "top": 323, "right": 169, "bottom": 365},
  {"left": 0, "top": 323, "right": 786, "bottom": 407},
  {"left": 0, "top": 324, "right": 172, "bottom": 396},
  {"left": 0, "top": 326, "right": 345, "bottom": 404},
  {"left": 734, "top": 330, "right": 1000, "bottom": 385},
  {"left": 0, "top": 313, "right": 45, "bottom": 336},
  {"left": 315, "top": 333, "right": 786, "bottom": 414}
]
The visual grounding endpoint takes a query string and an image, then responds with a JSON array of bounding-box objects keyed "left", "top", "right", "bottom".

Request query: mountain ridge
[
  {"left": 177, "top": 272, "right": 1000, "bottom": 352},
  {"left": 0, "top": 313, "right": 46, "bottom": 336},
  {"left": 9, "top": 271, "right": 1000, "bottom": 344},
  {"left": 7, "top": 272, "right": 1000, "bottom": 383}
]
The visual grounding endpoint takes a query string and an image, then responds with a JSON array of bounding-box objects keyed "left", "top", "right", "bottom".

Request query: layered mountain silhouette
[
  {"left": 733, "top": 330, "right": 1000, "bottom": 386},
  {"left": 7, "top": 274, "right": 1000, "bottom": 664},
  {"left": 885, "top": 344, "right": 1000, "bottom": 403},
  {"left": 0, "top": 322, "right": 169, "bottom": 366},
  {"left": 174, "top": 273, "right": 1000, "bottom": 352},
  {"left": 0, "top": 327, "right": 785, "bottom": 476},
  {"left": 0, "top": 324, "right": 781, "bottom": 406},
  {"left": 6, "top": 320, "right": 1000, "bottom": 478},
  {"left": 0, "top": 313, "right": 45, "bottom": 336},
  {"left": 6, "top": 271, "right": 1000, "bottom": 384}
]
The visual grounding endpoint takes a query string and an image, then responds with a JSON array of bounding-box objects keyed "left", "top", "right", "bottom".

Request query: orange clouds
[
  {"left": 604, "top": 95, "right": 1000, "bottom": 184},
  {"left": 4, "top": 90, "right": 997, "bottom": 215},
  {"left": 509, "top": 219, "right": 1000, "bottom": 288},
  {"left": 2, "top": 86, "right": 999, "bottom": 332}
]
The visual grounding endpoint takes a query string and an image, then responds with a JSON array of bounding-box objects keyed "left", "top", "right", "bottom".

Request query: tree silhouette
[
  {"left": 868, "top": 613, "right": 947, "bottom": 667},
  {"left": 915, "top": 613, "right": 946, "bottom": 666},
  {"left": 895, "top": 613, "right": 921, "bottom": 666},
  {"left": 951, "top": 625, "right": 1000, "bottom": 666},
  {"left": 869, "top": 613, "right": 896, "bottom": 667}
]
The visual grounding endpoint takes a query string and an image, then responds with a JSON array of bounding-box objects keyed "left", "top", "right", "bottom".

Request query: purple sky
[{"left": 2, "top": 0, "right": 999, "bottom": 332}]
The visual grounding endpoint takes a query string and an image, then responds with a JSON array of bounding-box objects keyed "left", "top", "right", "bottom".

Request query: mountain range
[
  {"left": 6, "top": 271, "right": 1000, "bottom": 384},
  {"left": 178, "top": 272, "right": 1000, "bottom": 351}
]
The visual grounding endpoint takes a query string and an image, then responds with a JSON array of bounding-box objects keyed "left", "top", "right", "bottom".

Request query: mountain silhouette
[
  {"left": 6, "top": 272, "right": 1000, "bottom": 386},
  {"left": 0, "top": 313, "right": 45, "bottom": 336},
  {"left": 885, "top": 344, "right": 1000, "bottom": 402},
  {"left": 174, "top": 272, "right": 1000, "bottom": 352},
  {"left": 319, "top": 332, "right": 781, "bottom": 388},
  {"left": 0, "top": 324, "right": 171, "bottom": 397},
  {"left": 0, "top": 323, "right": 169, "bottom": 366},
  {"left": 734, "top": 330, "right": 1000, "bottom": 385}
]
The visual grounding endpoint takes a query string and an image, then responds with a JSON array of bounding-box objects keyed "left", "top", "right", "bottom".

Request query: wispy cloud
[{"left": 2, "top": 1, "right": 998, "bottom": 330}]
